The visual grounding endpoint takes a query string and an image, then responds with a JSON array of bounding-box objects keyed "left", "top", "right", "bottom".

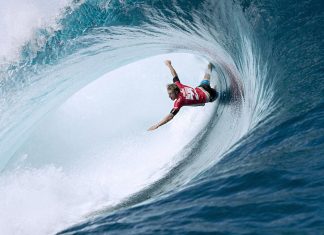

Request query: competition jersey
[{"left": 170, "top": 76, "right": 209, "bottom": 116}]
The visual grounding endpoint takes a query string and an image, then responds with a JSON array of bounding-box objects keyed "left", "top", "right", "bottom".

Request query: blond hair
[{"left": 167, "top": 83, "right": 180, "bottom": 94}]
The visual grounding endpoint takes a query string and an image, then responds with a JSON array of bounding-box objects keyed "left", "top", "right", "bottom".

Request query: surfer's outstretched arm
[
  {"left": 165, "top": 60, "right": 178, "bottom": 78},
  {"left": 148, "top": 113, "right": 174, "bottom": 131}
]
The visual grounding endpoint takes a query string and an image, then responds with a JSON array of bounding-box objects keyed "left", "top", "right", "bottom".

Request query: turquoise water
[{"left": 0, "top": 0, "right": 323, "bottom": 234}]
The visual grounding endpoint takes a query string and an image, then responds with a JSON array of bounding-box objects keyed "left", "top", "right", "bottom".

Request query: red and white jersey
[{"left": 171, "top": 80, "right": 208, "bottom": 115}]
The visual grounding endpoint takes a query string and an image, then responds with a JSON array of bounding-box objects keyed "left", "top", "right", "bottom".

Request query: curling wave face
[{"left": 0, "top": 0, "right": 276, "bottom": 234}]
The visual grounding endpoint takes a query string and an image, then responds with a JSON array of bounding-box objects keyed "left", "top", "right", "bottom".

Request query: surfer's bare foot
[
  {"left": 207, "top": 62, "right": 213, "bottom": 73},
  {"left": 208, "top": 62, "right": 213, "bottom": 72}
]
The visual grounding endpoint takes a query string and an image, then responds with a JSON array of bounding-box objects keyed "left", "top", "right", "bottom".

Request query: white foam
[{"left": 0, "top": 0, "right": 71, "bottom": 62}]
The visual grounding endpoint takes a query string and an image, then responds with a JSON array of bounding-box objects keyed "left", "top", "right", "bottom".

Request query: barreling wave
[{"left": 0, "top": 0, "right": 276, "bottom": 234}]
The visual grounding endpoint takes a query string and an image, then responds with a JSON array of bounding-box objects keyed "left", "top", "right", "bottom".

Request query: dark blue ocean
[{"left": 0, "top": 0, "right": 323, "bottom": 234}]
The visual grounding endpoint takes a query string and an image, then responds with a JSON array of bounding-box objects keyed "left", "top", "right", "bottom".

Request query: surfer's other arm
[
  {"left": 165, "top": 60, "right": 178, "bottom": 78},
  {"left": 147, "top": 113, "right": 174, "bottom": 131}
]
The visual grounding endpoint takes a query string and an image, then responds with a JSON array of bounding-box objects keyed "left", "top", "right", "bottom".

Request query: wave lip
[{"left": 0, "top": 0, "right": 73, "bottom": 64}]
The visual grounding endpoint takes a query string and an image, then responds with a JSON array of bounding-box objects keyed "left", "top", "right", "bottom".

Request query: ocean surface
[{"left": 0, "top": 0, "right": 323, "bottom": 234}]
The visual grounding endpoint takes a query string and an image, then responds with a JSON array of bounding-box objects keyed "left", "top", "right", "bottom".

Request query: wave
[{"left": 0, "top": 0, "right": 276, "bottom": 234}]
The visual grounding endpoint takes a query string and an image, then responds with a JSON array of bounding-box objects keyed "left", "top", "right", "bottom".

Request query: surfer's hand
[
  {"left": 147, "top": 124, "right": 159, "bottom": 131},
  {"left": 164, "top": 60, "right": 171, "bottom": 66}
]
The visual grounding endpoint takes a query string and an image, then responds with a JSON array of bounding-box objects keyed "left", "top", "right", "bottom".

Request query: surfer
[{"left": 148, "top": 60, "right": 218, "bottom": 131}]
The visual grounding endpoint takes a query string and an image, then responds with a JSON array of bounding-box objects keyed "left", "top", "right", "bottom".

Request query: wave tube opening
[{"left": 0, "top": 53, "right": 220, "bottom": 233}]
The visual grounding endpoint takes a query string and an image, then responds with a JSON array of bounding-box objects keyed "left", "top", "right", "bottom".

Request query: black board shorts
[{"left": 198, "top": 84, "right": 218, "bottom": 102}]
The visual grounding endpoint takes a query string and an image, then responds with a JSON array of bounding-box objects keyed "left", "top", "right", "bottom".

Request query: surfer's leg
[
  {"left": 203, "top": 63, "right": 212, "bottom": 81},
  {"left": 199, "top": 63, "right": 219, "bottom": 102},
  {"left": 198, "top": 63, "right": 212, "bottom": 87}
]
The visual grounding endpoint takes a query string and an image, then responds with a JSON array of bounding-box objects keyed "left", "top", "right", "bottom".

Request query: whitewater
[{"left": 0, "top": 0, "right": 323, "bottom": 234}]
